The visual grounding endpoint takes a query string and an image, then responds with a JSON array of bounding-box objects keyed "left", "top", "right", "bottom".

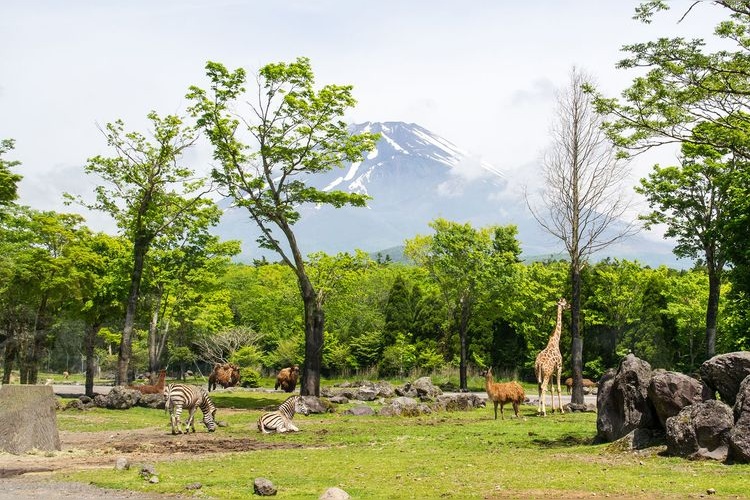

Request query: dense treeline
[
  {"left": 0, "top": 195, "right": 739, "bottom": 384},
  {"left": 4, "top": 1, "right": 750, "bottom": 393}
]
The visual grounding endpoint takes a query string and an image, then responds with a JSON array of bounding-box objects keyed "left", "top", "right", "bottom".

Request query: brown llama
[
  {"left": 127, "top": 369, "right": 166, "bottom": 394},
  {"left": 275, "top": 365, "right": 300, "bottom": 393},
  {"left": 565, "top": 377, "right": 598, "bottom": 394},
  {"left": 482, "top": 367, "right": 525, "bottom": 420}
]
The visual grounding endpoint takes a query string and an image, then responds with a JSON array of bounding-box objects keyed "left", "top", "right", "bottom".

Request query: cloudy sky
[{"left": 0, "top": 1, "right": 723, "bottom": 232}]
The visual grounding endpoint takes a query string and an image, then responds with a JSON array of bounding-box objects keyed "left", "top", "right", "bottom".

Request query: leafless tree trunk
[{"left": 526, "top": 67, "right": 637, "bottom": 406}]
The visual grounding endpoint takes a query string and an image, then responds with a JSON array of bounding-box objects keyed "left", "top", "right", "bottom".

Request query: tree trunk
[
  {"left": 84, "top": 322, "right": 100, "bottom": 397},
  {"left": 458, "top": 294, "right": 471, "bottom": 392},
  {"left": 2, "top": 340, "right": 17, "bottom": 384},
  {"left": 705, "top": 265, "right": 721, "bottom": 359},
  {"left": 117, "top": 239, "right": 148, "bottom": 385},
  {"left": 148, "top": 290, "right": 162, "bottom": 373},
  {"left": 300, "top": 285, "right": 324, "bottom": 396},
  {"left": 570, "top": 262, "right": 584, "bottom": 405}
]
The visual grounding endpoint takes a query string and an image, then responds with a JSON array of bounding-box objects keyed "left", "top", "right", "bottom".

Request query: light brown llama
[
  {"left": 482, "top": 367, "right": 525, "bottom": 420},
  {"left": 127, "top": 369, "right": 166, "bottom": 394},
  {"left": 564, "top": 377, "right": 598, "bottom": 394}
]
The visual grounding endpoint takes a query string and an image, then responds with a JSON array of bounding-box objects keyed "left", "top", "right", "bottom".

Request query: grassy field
[{"left": 54, "top": 390, "right": 750, "bottom": 499}]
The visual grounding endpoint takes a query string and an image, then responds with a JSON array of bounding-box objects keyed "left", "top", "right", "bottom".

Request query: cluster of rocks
[
  {"left": 63, "top": 386, "right": 166, "bottom": 411},
  {"left": 323, "top": 377, "right": 485, "bottom": 416},
  {"left": 253, "top": 476, "right": 349, "bottom": 498},
  {"left": 596, "top": 351, "right": 750, "bottom": 463},
  {"left": 64, "top": 377, "right": 484, "bottom": 417}
]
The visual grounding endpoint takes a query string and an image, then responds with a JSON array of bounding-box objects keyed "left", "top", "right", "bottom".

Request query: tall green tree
[
  {"left": 405, "top": 219, "right": 520, "bottom": 391},
  {"left": 70, "top": 112, "right": 216, "bottom": 384},
  {"left": 636, "top": 122, "right": 734, "bottom": 358},
  {"left": 188, "top": 58, "right": 378, "bottom": 395},
  {"left": 527, "top": 68, "right": 636, "bottom": 406},
  {"left": 592, "top": 1, "right": 750, "bottom": 355},
  {"left": 0, "top": 139, "right": 22, "bottom": 213},
  {"left": 65, "top": 232, "right": 129, "bottom": 395}
]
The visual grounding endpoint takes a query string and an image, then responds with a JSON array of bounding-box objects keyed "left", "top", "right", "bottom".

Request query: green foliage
[
  {"left": 229, "top": 345, "right": 263, "bottom": 368},
  {"left": 378, "top": 333, "right": 417, "bottom": 377},
  {"left": 592, "top": 1, "right": 750, "bottom": 356},
  {"left": 264, "top": 335, "right": 303, "bottom": 369},
  {"left": 348, "top": 330, "right": 383, "bottom": 368},
  {"left": 0, "top": 138, "right": 22, "bottom": 212},
  {"left": 239, "top": 367, "right": 261, "bottom": 388},
  {"left": 167, "top": 346, "right": 196, "bottom": 366}
]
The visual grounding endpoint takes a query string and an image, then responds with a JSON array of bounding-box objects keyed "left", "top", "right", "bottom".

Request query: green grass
[{"left": 55, "top": 391, "right": 750, "bottom": 499}]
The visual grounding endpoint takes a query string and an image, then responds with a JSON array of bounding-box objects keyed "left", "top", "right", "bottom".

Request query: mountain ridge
[{"left": 212, "top": 121, "right": 685, "bottom": 269}]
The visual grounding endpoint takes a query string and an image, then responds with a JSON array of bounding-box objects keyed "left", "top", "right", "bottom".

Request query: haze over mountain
[{"left": 213, "top": 122, "right": 686, "bottom": 268}]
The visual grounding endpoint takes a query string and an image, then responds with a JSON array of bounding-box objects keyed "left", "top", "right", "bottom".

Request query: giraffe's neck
[{"left": 546, "top": 304, "right": 564, "bottom": 350}]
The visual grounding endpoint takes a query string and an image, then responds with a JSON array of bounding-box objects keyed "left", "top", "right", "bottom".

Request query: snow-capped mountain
[
  {"left": 213, "top": 122, "right": 683, "bottom": 268},
  {"left": 315, "top": 122, "right": 505, "bottom": 199}
]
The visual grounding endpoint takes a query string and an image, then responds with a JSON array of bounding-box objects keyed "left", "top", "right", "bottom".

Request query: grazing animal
[
  {"left": 534, "top": 298, "right": 570, "bottom": 416},
  {"left": 208, "top": 363, "right": 241, "bottom": 392},
  {"left": 164, "top": 383, "right": 217, "bottom": 434},
  {"left": 257, "top": 395, "right": 310, "bottom": 434},
  {"left": 127, "top": 368, "right": 166, "bottom": 394},
  {"left": 482, "top": 367, "right": 525, "bottom": 420},
  {"left": 275, "top": 365, "right": 300, "bottom": 393},
  {"left": 565, "top": 377, "right": 597, "bottom": 394},
  {"left": 62, "top": 371, "right": 69, "bottom": 380}
]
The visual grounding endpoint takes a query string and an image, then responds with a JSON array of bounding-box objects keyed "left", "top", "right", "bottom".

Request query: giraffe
[{"left": 534, "top": 297, "right": 570, "bottom": 416}]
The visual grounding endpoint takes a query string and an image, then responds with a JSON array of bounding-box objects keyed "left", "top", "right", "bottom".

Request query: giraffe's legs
[
  {"left": 537, "top": 378, "right": 549, "bottom": 416},
  {"left": 555, "top": 366, "right": 565, "bottom": 413}
]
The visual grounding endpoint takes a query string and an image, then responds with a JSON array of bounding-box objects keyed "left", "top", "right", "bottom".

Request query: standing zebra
[
  {"left": 257, "top": 395, "right": 310, "bottom": 434},
  {"left": 164, "top": 383, "right": 218, "bottom": 434}
]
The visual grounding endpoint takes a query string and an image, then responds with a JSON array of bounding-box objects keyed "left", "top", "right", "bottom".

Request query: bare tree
[
  {"left": 526, "top": 68, "right": 637, "bottom": 407},
  {"left": 193, "top": 327, "right": 263, "bottom": 365}
]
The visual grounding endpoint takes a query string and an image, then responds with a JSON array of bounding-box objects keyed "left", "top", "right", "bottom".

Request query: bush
[{"left": 240, "top": 368, "right": 261, "bottom": 388}]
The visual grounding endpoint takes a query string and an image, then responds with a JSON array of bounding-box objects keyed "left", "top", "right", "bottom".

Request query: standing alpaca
[
  {"left": 127, "top": 369, "right": 166, "bottom": 394},
  {"left": 482, "top": 367, "right": 525, "bottom": 420},
  {"left": 534, "top": 298, "right": 570, "bottom": 416}
]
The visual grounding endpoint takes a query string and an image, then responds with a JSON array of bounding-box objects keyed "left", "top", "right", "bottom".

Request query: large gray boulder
[
  {"left": 379, "top": 396, "right": 431, "bottom": 416},
  {"left": 0, "top": 385, "right": 61, "bottom": 454},
  {"left": 434, "top": 393, "right": 485, "bottom": 412},
  {"left": 699, "top": 351, "right": 750, "bottom": 406},
  {"left": 648, "top": 370, "right": 710, "bottom": 428},
  {"left": 596, "top": 354, "right": 658, "bottom": 442},
  {"left": 729, "top": 375, "right": 750, "bottom": 463},
  {"left": 665, "top": 399, "right": 733, "bottom": 461},
  {"left": 99, "top": 386, "right": 141, "bottom": 409},
  {"left": 413, "top": 376, "right": 442, "bottom": 397}
]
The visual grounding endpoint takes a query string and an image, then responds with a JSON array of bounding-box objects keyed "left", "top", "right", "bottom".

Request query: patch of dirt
[
  {"left": 0, "top": 426, "right": 300, "bottom": 476},
  {"left": 0, "top": 415, "right": 304, "bottom": 499}
]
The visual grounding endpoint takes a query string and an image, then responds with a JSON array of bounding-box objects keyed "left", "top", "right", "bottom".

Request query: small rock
[
  {"left": 140, "top": 464, "right": 157, "bottom": 479},
  {"left": 319, "top": 486, "right": 351, "bottom": 500},
  {"left": 254, "top": 477, "right": 277, "bottom": 496},
  {"left": 707, "top": 488, "right": 716, "bottom": 495},
  {"left": 114, "top": 457, "right": 129, "bottom": 470},
  {"left": 149, "top": 476, "right": 159, "bottom": 484},
  {"left": 185, "top": 482, "right": 203, "bottom": 490}
]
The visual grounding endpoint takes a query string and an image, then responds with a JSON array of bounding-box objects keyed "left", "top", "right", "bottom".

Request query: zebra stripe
[
  {"left": 257, "top": 395, "right": 310, "bottom": 434},
  {"left": 164, "top": 383, "right": 217, "bottom": 434}
]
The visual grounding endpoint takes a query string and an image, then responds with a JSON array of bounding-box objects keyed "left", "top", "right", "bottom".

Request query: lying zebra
[
  {"left": 258, "top": 395, "right": 310, "bottom": 434},
  {"left": 164, "top": 383, "right": 218, "bottom": 434}
]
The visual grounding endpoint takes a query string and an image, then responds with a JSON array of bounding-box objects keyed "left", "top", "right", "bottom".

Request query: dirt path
[{"left": 0, "top": 416, "right": 299, "bottom": 499}]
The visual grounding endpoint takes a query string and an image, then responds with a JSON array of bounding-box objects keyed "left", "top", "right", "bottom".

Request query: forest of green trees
[{"left": 2, "top": 1, "right": 750, "bottom": 398}]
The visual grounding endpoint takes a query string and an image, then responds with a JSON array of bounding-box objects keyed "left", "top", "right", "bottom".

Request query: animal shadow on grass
[{"left": 529, "top": 433, "right": 594, "bottom": 448}]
